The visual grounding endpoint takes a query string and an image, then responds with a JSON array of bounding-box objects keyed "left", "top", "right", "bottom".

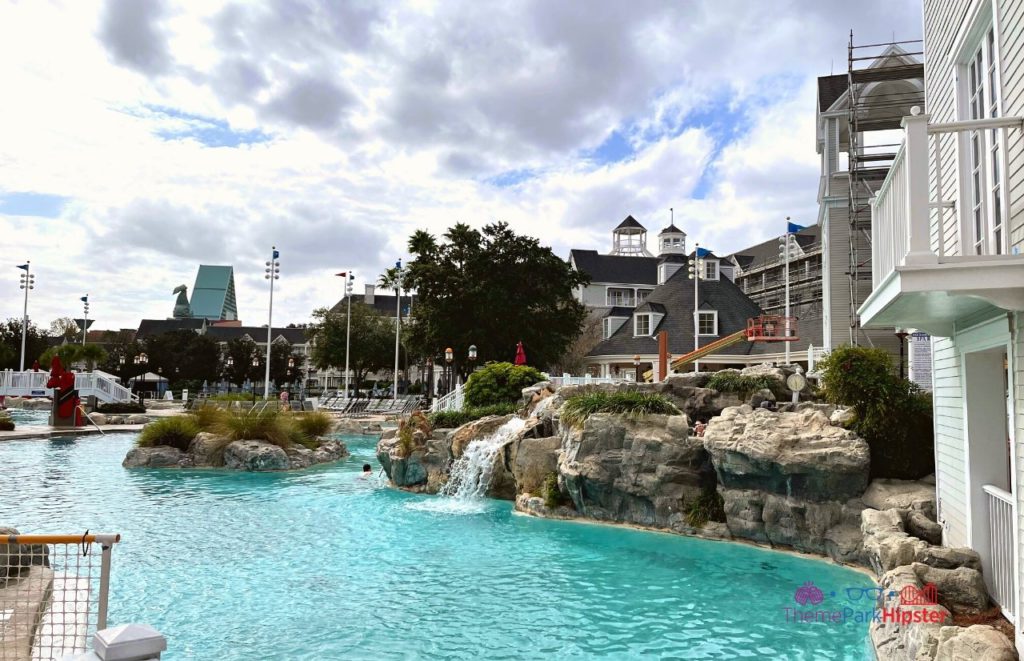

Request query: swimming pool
[
  {"left": 4, "top": 407, "right": 50, "bottom": 426},
  {"left": 1, "top": 433, "right": 876, "bottom": 659}
]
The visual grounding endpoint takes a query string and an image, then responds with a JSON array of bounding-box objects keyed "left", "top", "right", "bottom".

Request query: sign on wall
[{"left": 909, "top": 332, "right": 932, "bottom": 391}]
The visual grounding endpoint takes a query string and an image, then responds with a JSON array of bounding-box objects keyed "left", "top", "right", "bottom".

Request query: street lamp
[
  {"left": 287, "top": 356, "right": 295, "bottom": 399},
  {"left": 633, "top": 354, "right": 641, "bottom": 381},
  {"left": 468, "top": 344, "right": 477, "bottom": 370},
  {"left": 263, "top": 247, "right": 280, "bottom": 399},
  {"left": 336, "top": 271, "right": 355, "bottom": 399},
  {"left": 895, "top": 329, "right": 910, "bottom": 380},
  {"left": 16, "top": 262, "right": 34, "bottom": 371},
  {"left": 687, "top": 244, "right": 705, "bottom": 373},
  {"left": 779, "top": 218, "right": 800, "bottom": 366},
  {"left": 252, "top": 355, "right": 260, "bottom": 404},
  {"left": 133, "top": 352, "right": 148, "bottom": 399},
  {"left": 444, "top": 346, "right": 454, "bottom": 396},
  {"left": 119, "top": 355, "right": 126, "bottom": 382},
  {"left": 80, "top": 295, "right": 90, "bottom": 345},
  {"left": 226, "top": 356, "right": 234, "bottom": 393}
]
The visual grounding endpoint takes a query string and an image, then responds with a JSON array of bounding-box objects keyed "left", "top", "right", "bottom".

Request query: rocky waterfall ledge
[{"left": 377, "top": 374, "right": 1017, "bottom": 659}]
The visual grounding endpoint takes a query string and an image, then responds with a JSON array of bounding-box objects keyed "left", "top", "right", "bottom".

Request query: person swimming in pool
[{"left": 359, "top": 464, "right": 373, "bottom": 479}]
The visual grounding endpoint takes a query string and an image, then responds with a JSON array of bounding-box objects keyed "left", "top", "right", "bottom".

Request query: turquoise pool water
[
  {"left": 1, "top": 433, "right": 876, "bottom": 659},
  {"left": 5, "top": 407, "right": 50, "bottom": 425}
]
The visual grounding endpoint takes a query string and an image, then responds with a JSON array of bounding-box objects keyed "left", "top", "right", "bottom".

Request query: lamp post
[
  {"left": 468, "top": 344, "right": 477, "bottom": 373},
  {"left": 778, "top": 219, "right": 800, "bottom": 366},
  {"left": 393, "top": 260, "right": 403, "bottom": 400},
  {"left": 287, "top": 356, "right": 295, "bottom": 400},
  {"left": 252, "top": 356, "right": 260, "bottom": 404},
  {"left": 225, "top": 356, "right": 234, "bottom": 393},
  {"left": 263, "top": 247, "right": 280, "bottom": 399},
  {"left": 895, "top": 329, "right": 910, "bottom": 380},
  {"left": 119, "top": 355, "right": 126, "bottom": 383},
  {"left": 444, "top": 346, "right": 454, "bottom": 396},
  {"left": 17, "top": 262, "right": 34, "bottom": 371},
  {"left": 133, "top": 352, "right": 148, "bottom": 400},
  {"left": 687, "top": 244, "right": 704, "bottom": 373},
  {"left": 336, "top": 271, "right": 355, "bottom": 399},
  {"left": 80, "top": 295, "right": 90, "bottom": 345},
  {"left": 632, "top": 354, "right": 641, "bottom": 381}
]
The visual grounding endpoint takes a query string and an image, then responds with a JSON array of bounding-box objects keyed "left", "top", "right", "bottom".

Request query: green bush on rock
[
  {"left": 705, "top": 372, "right": 776, "bottom": 398},
  {"left": 137, "top": 416, "right": 200, "bottom": 451},
  {"left": 463, "top": 362, "right": 546, "bottom": 408},
  {"left": 542, "top": 472, "right": 568, "bottom": 510},
  {"left": 291, "top": 411, "right": 335, "bottom": 440},
  {"left": 818, "top": 345, "right": 934, "bottom": 480},
  {"left": 428, "top": 403, "right": 519, "bottom": 428},
  {"left": 561, "top": 391, "right": 681, "bottom": 428},
  {"left": 686, "top": 488, "right": 726, "bottom": 528}
]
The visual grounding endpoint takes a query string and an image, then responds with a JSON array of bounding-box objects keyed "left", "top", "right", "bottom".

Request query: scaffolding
[{"left": 846, "top": 33, "right": 924, "bottom": 344}]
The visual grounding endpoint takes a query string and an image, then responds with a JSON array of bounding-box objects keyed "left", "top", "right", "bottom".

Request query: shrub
[
  {"left": 818, "top": 345, "right": 934, "bottom": 479},
  {"left": 0, "top": 413, "right": 14, "bottom": 431},
  {"left": 706, "top": 372, "right": 777, "bottom": 398},
  {"left": 686, "top": 488, "right": 726, "bottom": 528},
  {"left": 214, "top": 409, "right": 294, "bottom": 450},
  {"left": 397, "top": 424, "right": 415, "bottom": 458},
  {"left": 561, "top": 391, "right": 681, "bottom": 428},
  {"left": 428, "top": 403, "right": 519, "bottom": 428},
  {"left": 292, "top": 411, "right": 335, "bottom": 439},
  {"left": 190, "top": 405, "right": 228, "bottom": 432},
  {"left": 137, "top": 416, "right": 200, "bottom": 451},
  {"left": 542, "top": 472, "right": 568, "bottom": 509},
  {"left": 463, "top": 362, "right": 546, "bottom": 408},
  {"left": 97, "top": 402, "right": 146, "bottom": 414}
]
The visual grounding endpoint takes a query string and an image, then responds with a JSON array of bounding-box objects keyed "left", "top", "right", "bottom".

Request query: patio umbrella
[{"left": 514, "top": 341, "right": 527, "bottom": 366}]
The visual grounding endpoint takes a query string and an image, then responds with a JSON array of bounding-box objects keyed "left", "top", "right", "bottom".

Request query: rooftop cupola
[
  {"left": 658, "top": 222, "right": 687, "bottom": 256},
  {"left": 611, "top": 215, "right": 652, "bottom": 256}
]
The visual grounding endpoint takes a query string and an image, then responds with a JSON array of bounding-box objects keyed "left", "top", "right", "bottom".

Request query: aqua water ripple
[{"left": 0, "top": 433, "right": 875, "bottom": 659}]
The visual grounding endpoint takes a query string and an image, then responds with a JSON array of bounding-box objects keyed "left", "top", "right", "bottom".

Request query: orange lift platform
[{"left": 643, "top": 315, "right": 798, "bottom": 381}]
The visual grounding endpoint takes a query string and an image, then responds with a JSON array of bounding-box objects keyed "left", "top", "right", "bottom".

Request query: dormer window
[
  {"left": 703, "top": 259, "right": 719, "bottom": 280},
  {"left": 635, "top": 314, "right": 651, "bottom": 336},
  {"left": 697, "top": 311, "right": 718, "bottom": 336}
]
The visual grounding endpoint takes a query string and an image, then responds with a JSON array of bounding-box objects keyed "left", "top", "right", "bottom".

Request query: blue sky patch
[
  {"left": 0, "top": 192, "right": 68, "bottom": 218},
  {"left": 486, "top": 168, "right": 538, "bottom": 188},
  {"left": 586, "top": 129, "right": 635, "bottom": 166},
  {"left": 145, "top": 105, "right": 272, "bottom": 148}
]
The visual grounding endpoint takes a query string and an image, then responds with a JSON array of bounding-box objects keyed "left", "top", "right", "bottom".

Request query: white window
[
  {"left": 704, "top": 260, "right": 719, "bottom": 280},
  {"left": 957, "top": 16, "right": 1007, "bottom": 255},
  {"left": 635, "top": 314, "right": 651, "bottom": 336},
  {"left": 697, "top": 311, "right": 717, "bottom": 336},
  {"left": 606, "top": 287, "right": 635, "bottom": 307},
  {"left": 602, "top": 317, "right": 626, "bottom": 339},
  {"left": 637, "top": 289, "right": 653, "bottom": 304}
]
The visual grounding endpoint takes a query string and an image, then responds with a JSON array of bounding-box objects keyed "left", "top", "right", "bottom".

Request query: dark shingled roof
[
  {"left": 588, "top": 258, "right": 763, "bottom": 358},
  {"left": 205, "top": 326, "right": 309, "bottom": 345},
  {"left": 615, "top": 215, "right": 645, "bottom": 230},
  {"left": 724, "top": 225, "right": 821, "bottom": 272},
  {"left": 330, "top": 294, "right": 416, "bottom": 317},
  {"left": 659, "top": 223, "right": 685, "bottom": 234},
  {"left": 570, "top": 250, "right": 658, "bottom": 285},
  {"left": 604, "top": 306, "right": 633, "bottom": 318},
  {"left": 818, "top": 74, "right": 848, "bottom": 111},
  {"left": 136, "top": 318, "right": 207, "bottom": 339}
]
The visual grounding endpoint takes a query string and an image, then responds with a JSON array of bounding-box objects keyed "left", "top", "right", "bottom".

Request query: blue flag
[
  {"left": 695, "top": 247, "right": 711, "bottom": 257},
  {"left": 272, "top": 249, "right": 280, "bottom": 259},
  {"left": 787, "top": 221, "right": 807, "bottom": 234},
  {"left": 16, "top": 263, "right": 28, "bottom": 271}
]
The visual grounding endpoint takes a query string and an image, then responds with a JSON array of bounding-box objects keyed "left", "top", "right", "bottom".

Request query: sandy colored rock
[
  {"left": 511, "top": 435, "right": 561, "bottom": 495},
  {"left": 188, "top": 432, "right": 223, "bottom": 466},
  {"left": 449, "top": 415, "right": 513, "bottom": 457},
  {"left": 222, "top": 440, "right": 290, "bottom": 471},
  {"left": 911, "top": 563, "right": 990, "bottom": 616},
  {"left": 934, "top": 625, "right": 1016, "bottom": 661},
  {"left": 871, "top": 564, "right": 951, "bottom": 661},
  {"left": 863, "top": 479, "right": 937, "bottom": 518}
]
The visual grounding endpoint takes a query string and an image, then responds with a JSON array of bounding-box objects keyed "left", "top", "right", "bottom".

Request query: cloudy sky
[{"left": 0, "top": 0, "right": 922, "bottom": 331}]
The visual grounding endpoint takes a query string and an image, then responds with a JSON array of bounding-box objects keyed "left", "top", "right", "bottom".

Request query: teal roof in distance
[{"left": 190, "top": 265, "right": 238, "bottom": 320}]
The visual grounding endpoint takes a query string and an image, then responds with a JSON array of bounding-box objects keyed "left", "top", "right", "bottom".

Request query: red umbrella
[{"left": 514, "top": 341, "right": 527, "bottom": 366}]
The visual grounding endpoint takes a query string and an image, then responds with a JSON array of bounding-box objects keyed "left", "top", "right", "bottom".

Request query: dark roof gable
[
  {"left": 570, "top": 250, "right": 658, "bottom": 285},
  {"left": 615, "top": 215, "right": 645, "bottom": 230}
]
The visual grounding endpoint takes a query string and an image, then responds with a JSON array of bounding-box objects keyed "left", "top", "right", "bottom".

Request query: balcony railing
[
  {"left": 983, "top": 485, "right": 1015, "bottom": 621},
  {"left": 870, "top": 109, "right": 1024, "bottom": 287}
]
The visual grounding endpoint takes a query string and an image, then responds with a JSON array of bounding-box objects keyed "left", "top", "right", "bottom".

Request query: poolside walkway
[{"left": 0, "top": 424, "right": 146, "bottom": 441}]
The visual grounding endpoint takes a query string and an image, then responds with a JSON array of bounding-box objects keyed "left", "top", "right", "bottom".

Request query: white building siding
[
  {"left": 998, "top": 0, "right": 1024, "bottom": 251},
  {"left": 1014, "top": 311, "right": 1024, "bottom": 633},
  {"left": 932, "top": 336, "right": 969, "bottom": 546}
]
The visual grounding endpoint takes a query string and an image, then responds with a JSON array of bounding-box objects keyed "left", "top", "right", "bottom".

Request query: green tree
[
  {"left": 98, "top": 330, "right": 143, "bottom": 381},
  {"left": 307, "top": 304, "right": 397, "bottom": 387},
  {"left": 142, "top": 330, "right": 222, "bottom": 384},
  {"left": 223, "top": 337, "right": 261, "bottom": 387},
  {"left": 0, "top": 318, "right": 49, "bottom": 370},
  {"left": 267, "top": 340, "right": 304, "bottom": 387},
  {"left": 403, "top": 222, "right": 588, "bottom": 376},
  {"left": 38, "top": 343, "right": 108, "bottom": 370}
]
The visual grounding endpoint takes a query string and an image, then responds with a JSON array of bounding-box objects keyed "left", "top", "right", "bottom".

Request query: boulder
[
  {"left": 188, "top": 432, "right": 223, "bottom": 467},
  {"left": 871, "top": 564, "right": 951, "bottom": 660},
  {"left": 861, "top": 508, "right": 929, "bottom": 575},
  {"left": 917, "top": 546, "right": 982, "bottom": 572},
  {"left": 863, "top": 479, "right": 937, "bottom": 518},
  {"left": 222, "top": 440, "right": 290, "bottom": 471},
  {"left": 515, "top": 493, "right": 580, "bottom": 520},
  {"left": 0, "top": 527, "right": 49, "bottom": 579},
  {"left": 376, "top": 433, "right": 450, "bottom": 492},
  {"left": 934, "top": 625, "right": 1017, "bottom": 661},
  {"left": 511, "top": 435, "right": 561, "bottom": 495},
  {"left": 740, "top": 363, "right": 789, "bottom": 382},
  {"left": 830, "top": 407, "right": 856, "bottom": 427},
  {"left": 702, "top": 406, "right": 870, "bottom": 502},
  {"left": 748, "top": 388, "right": 775, "bottom": 409},
  {"left": 125, "top": 414, "right": 148, "bottom": 425},
  {"left": 559, "top": 412, "right": 707, "bottom": 532},
  {"left": 906, "top": 510, "right": 943, "bottom": 545},
  {"left": 88, "top": 413, "right": 107, "bottom": 426},
  {"left": 122, "top": 446, "right": 185, "bottom": 468},
  {"left": 311, "top": 440, "right": 349, "bottom": 465},
  {"left": 449, "top": 415, "right": 514, "bottom": 458},
  {"left": 107, "top": 415, "right": 126, "bottom": 425},
  {"left": 911, "top": 563, "right": 990, "bottom": 616},
  {"left": 522, "top": 381, "right": 557, "bottom": 416}
]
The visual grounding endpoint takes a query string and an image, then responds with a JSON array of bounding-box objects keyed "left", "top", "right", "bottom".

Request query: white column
[{"left": 903, "top": 108, "right": 937, "bottom": 265}]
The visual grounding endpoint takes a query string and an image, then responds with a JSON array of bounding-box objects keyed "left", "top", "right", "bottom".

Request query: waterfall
[{"left": 440, "top": 417, "right": 526, "bottom": 500}]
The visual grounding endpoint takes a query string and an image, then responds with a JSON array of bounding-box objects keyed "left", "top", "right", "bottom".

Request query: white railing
[
  {"left": 982, "top": 484, "right": 1015, "bottom": 621},
  {"left": 806, "top": 345, "right": 827, "bottom": 375},
  {"left": 431, "top": 383, "right": 464, "bottom": 413},
  {"left": 547, "top": 374, "right": 620, "bottom": 387},
  {"left": 870, "top": 111, "right": 1024, "bottom": 287},
  {"left": 871, "top": 143, "right": 908, "bottom": 287},
  {"left": 0, "top": 370, "right": 137, "bottom": 403}
]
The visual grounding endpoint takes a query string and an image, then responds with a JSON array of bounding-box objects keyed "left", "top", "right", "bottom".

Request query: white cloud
[{"left": 0, "top": 0, "right": 921, "bottom": 330}]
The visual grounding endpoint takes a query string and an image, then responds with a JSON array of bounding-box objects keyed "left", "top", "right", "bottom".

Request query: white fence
[
  {"left": 431, "top": 383, "right": 464, "bottom": 413},
  {"left": 870, "top": 143, "right": 908, "bottom": 288},
  {"left": 983, "top": 484, "right": 1015, "bottom": 622},
  {"left": 546, "top": 375, "right": 620, "bottom": 388},
  {"left": 0, "top": 370, "right": 137, "bottom": 404}
]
